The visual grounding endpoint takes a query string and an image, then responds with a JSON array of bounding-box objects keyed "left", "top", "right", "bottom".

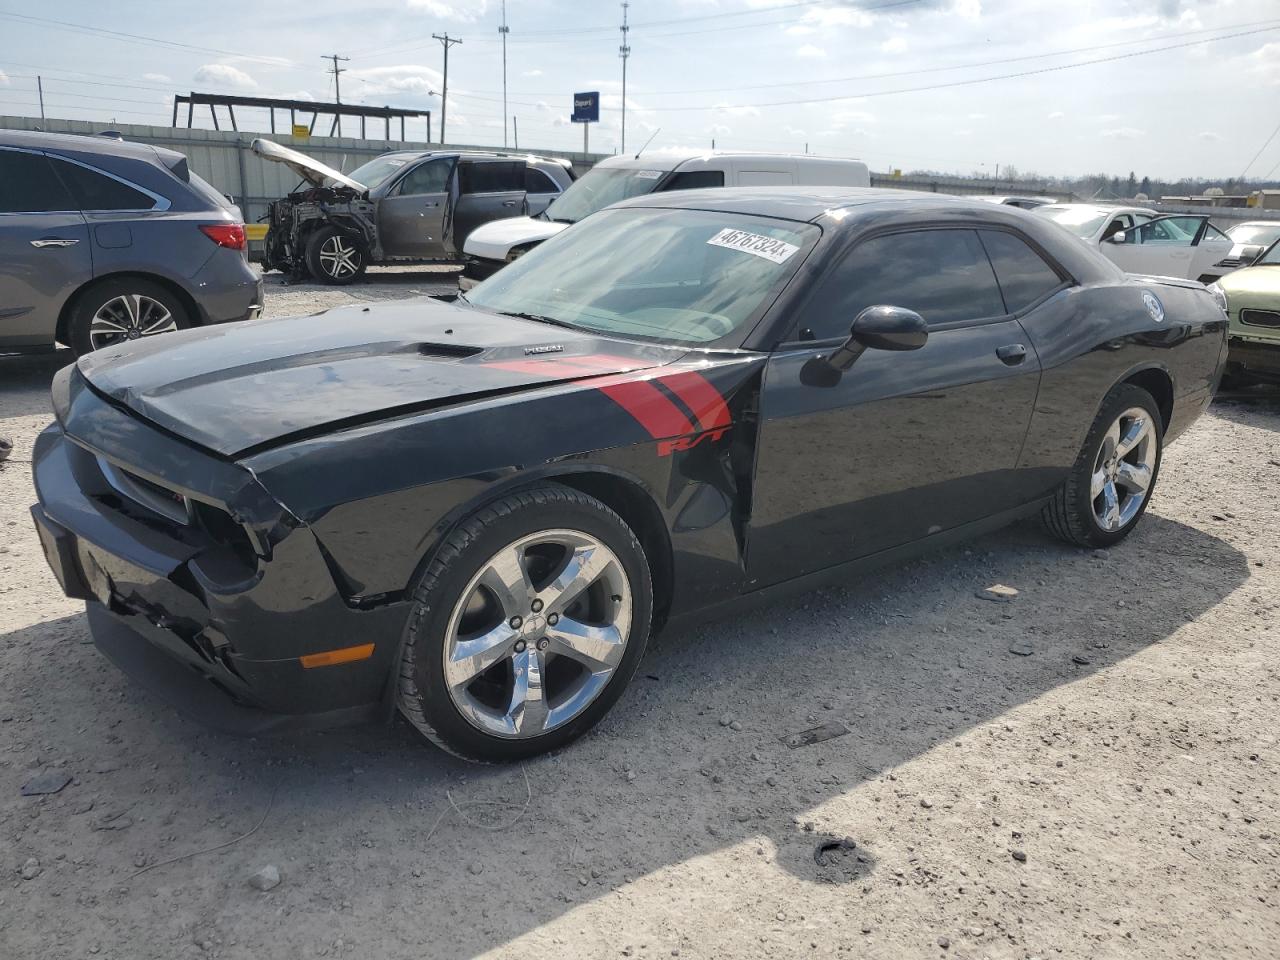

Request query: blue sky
[{"left": 0, "top": 0, "right": 1277, "bottom": 180}]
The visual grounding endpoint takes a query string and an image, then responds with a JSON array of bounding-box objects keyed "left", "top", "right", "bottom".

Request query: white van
[{"left": 459, "top": 149, "right": 871, "bottom": 290}]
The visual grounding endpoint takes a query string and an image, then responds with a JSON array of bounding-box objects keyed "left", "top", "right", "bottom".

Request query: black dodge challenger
[{"left": 31, "top": 188, "right": 1227, "bottom": 761}]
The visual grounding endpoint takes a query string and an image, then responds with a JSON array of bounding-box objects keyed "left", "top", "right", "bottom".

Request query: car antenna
[{"left": 634, "top": 128, "right": 660, "bottom": 159}]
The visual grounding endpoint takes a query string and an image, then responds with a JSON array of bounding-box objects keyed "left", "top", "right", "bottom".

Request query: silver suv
[{"left": 0, "top": 130, "right": 262, "bottom": 356}]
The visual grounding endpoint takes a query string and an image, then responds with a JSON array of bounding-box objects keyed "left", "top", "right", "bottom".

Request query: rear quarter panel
[{"left": 1016, "top": 279, "right": 1226, "bottom": 496}]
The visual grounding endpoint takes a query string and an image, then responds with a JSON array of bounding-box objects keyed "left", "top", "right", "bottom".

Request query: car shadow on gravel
[
  {"left": 1, "top": 512, "right": 1249, "bottom": 957},
  {"left": 1, "top": 351, "right": 73, "bottom": 419}
]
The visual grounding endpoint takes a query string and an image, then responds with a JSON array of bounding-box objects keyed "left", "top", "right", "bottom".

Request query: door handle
[
  {"left": 996, "top": 343, "right": 1028, "bottom": 365},
  {"left": 502, "top": 199, "right": 518, "bottom": 207},
  {"left": 31, "top": 238, "right": 80, "bottom": 248},
  {"left": 423, "top": 201, "right": 439, "bottom": 208}
]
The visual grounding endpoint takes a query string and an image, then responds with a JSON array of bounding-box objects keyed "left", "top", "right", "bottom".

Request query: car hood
[
  {"left": 75, "top": 298, "right": 687, "bottom": 458},
  {"left": 251, "top": 138, "right": 367, "bottom": 194},
  {"left": 464, "top": 217, "right": 570, "bottom": 259},
  {"left": 1217, "top": 264, "right": 1280, "bottom": 299}
]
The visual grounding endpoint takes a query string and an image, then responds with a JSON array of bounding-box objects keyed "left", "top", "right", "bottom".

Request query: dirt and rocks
[{"left": 1, "top": 271, "right": 1278, "bottom": 959}]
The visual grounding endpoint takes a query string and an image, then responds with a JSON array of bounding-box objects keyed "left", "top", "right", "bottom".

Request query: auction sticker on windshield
[
  {"left": 635, "top": 170, "right": 664, "bottom": 180},
  {"left": 707, "top": 228, "right": 800, "bottom": 264}
]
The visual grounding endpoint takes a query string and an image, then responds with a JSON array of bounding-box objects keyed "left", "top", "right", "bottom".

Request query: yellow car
[{"left": 1214, "top": 238, "right": 1280, "bottom": 386}]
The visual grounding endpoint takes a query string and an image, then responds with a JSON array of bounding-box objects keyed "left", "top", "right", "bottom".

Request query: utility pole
[
  {"left": 499, "top": 1, "right": 510, "bottom": 148},
  {"left": 619, "top": 2, "right": 631, "bottom": 153},
  {"left": 37, "top": 75, "right": 45, "bottom": 120},
  {"left": 513, "top": 116, "right": 519, "bottom": 150},
  {"left": 322, "top": 54, "right": 350, "bottom": 135},
  {"left": 433, "top": 33, "right": 462, "bottom": 144}
]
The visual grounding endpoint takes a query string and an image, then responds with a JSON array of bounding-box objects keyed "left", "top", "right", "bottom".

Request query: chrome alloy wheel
[
  {"left": 443, "top": 529, "right": 633, "bottom": 739},
  {"left": 318, "top": 234, "right": 360, "bottom": 279},
  {"left": 89, "top": 295, "right": 176, "bottom": 350},
  {"left": 1091, "top": 406, "right": 1156, "bottom": 532}
]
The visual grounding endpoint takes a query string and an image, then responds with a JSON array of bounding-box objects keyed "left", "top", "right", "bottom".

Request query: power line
[
  {"left": 0, "top": 12, "right": 290, "bottom": 65},
  {"left": 1240, "top": 117, "right": 1280, "bottom": 180},
  {"left": 596, "top": 23, "right": 1280, "bottom": 114}
]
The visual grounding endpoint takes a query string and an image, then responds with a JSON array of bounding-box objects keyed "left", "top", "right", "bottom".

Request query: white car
[
  {"left": 459, "top": 150, "right": 871, "bottom": 290},
  {"left": 1219, "top": 221, "right": 1280, "bottom": 271},
  {"left": 1034, "top": 204, "right": 1234, "bottom": 283}
]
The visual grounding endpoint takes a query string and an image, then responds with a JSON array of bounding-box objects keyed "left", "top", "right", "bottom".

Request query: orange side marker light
[{"left": 299, "top": 643, "right": 375, "bottom": 669}]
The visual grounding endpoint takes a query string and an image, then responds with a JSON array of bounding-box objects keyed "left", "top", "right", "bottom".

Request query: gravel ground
[{"left": 1, "top": 275, "right": 1278, "bottom": 959}]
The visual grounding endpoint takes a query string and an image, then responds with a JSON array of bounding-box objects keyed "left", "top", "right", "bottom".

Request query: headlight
[{"left": 1206, "top": 282, "right": 1228, "bottom": 315}]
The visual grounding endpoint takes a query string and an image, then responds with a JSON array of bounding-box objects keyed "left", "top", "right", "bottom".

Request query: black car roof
[{"left": 610, "top": 186, "right": 987, "bottom": 223}]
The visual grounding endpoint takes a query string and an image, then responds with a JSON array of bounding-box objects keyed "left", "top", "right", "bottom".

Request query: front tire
[
  {"left": 67, "top": 277, "right": 191, "bottom": 356},
  {"left": 397, "top": 484, "right": 653, "bottom": 762},
  {"left": 304, "top": 226, "right": 366, "bottom": 285},
  {"left": 1043, "top": 383, "right": 1163, "bottom": 548}
]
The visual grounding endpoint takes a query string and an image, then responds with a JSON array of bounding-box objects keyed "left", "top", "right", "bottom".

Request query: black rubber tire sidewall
[
  {"left": 68, "top": 277, "right": 191, "bottom": 357},
  {"left": 1051, "top": 383, "right": 1163, "bottom": 548},
  {"left": 304, "top": 226, "right": 367, "bottom": 286},
  {"left": 398, "top": 485, "right": 653, "bottom": 762}
]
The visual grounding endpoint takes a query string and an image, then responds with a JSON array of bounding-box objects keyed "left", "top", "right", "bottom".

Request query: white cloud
[
  {"left": 785, "top": 24, "right": 816, "bottom": 36},
  {"left": 348, "top": 65, "right": 443, "bottom": 98},
  {"left": 967, "top": 112, "right": 986, "bottom": 120},
  {"left": 142, "top": 72, "right": 170, "bottom": 84},
  {"left": 828, "top": 109, "right": 876, "bottom": 127},
  {"left": 522, "top": 69, "right": 543, "bottom": 78},
  {"left": 0, "top": 70, "right": 9, "bottom": 87},
  {"left": 1249, "top": 43, "right": 1280, "bottom": 85},
  {"left": 880, "top": 36, "right": 908, "bottom": 55},
  {"left": 406, "top": 0, "right": 489, "bottom": 21},
  {"left": 193, "top": 63, "right": 257, "bottom": 89},
  {"left": 708, "top": 123, "right": 731, "bottom": 137},
  {"left": 1047, "top": 110, "right": 1065, "bottom": 120},
  {"left": 796, "top": 44, "right": 826, "bottom": 59},
  {"left": 1198, "top": 131, "right": 1222, "bottom": 142},
  {"left": 951, "top": 0, "right": 981, "bottom": 20},
  {"left": 783, "top": 124, "right": 805, "bottom": 138},
  {"left": 1100, "top": 126, "right": 1145, "bottom": 140}
]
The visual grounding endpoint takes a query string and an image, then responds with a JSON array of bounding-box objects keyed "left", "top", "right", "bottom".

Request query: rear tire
[
  {"left": 67, "top": 277, "right": 191, "bottom": 356},
  {"left": 1042, "top": 383, "right": 1163, "bottom": 548},
  {"left": 304, "top": 226, "right": 366, "bottom": 285},
  {"left": 397, "top": 484, "right": 653, "bottom": 762}
]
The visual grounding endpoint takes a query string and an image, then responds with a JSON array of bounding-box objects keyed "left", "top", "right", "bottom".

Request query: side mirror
[
  {"left": 1106, "top": 230, "right": 1126, "bottom": 244},
  {"left": 826, "top": 305, "right": 928, "bottom": 372}
]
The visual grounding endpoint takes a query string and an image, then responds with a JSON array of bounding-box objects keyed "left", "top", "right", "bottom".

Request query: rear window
[
  {"left": 186, "top": 170, "right": 234, "bottom": 210},
  {"left": 526, "top": 167, "right": 560, "bottom": 194},
  {"left": 460, "top": 161, "right": 524, "bottom": 194},
  {"left": 978, "top": 230, "right": 1064, "bottom": 313},
  {"left": 53, "top": 159, "right": 157, "bottom": 210},
  {"left": 661, "top": 170, "right": 725, "bottom": 191},
  {"left": 0, "top": 150, "right": 75, "bottom": 213}
]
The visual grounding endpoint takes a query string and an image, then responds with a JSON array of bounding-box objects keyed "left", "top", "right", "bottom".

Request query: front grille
[
  {"left": 97, "top": 457, "right": 192, "bottom": 525},
  {"left": 1240, "top": 308, "right": 1280, "bottom": 329}
]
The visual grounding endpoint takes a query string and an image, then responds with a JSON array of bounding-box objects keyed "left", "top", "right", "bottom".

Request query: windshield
[
  {"left": 346, "top": 154, "right": 417, "bottom": 191},
  {"left": 465, "top": 207, "right": 819, "bottom": 344},
  {"left": 1259, "top": 240, "right": 1280, "bottom": 266},
  {"left": 540, "top": 166, "right": 669, "bottom": 223},
  {"left": 1034, "top": 205, "right": 1110, "bottom": 238},
  {"left": 1228, "top": 223, "right": 1280, "bottom": 247}
]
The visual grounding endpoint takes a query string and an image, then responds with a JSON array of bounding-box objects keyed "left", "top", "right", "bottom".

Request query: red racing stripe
[
  {"left": 660, "top": 371, "right": 731, "bottom": 431},
  {"left": 599, "top": 380, "right": 695, "bottom": 439}
]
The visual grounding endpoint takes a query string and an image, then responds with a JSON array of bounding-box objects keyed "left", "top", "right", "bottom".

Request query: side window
[
  {"left": 0, "top": 150, "right": 75, "bottom": 213},
  {"left": 661, "top": 170, "right": 725, "bottom": 191},
  {"left": 53, "top": 159, "right": 156, "bottom": 210},
  {"left": 525, "top": 167, "right": 560, "bottom": 194},
  {"left": 396, "top": 158, "right": 452, "bottom": 196},
  {"left": 459, "top": 161, "right": 525, "bottom": 194},
  {"left": 799, "top": 229, "right": 1004, "bottom": 340},
  {"left": 978, "top": 230, "right": 1064, "bottom": 314}
]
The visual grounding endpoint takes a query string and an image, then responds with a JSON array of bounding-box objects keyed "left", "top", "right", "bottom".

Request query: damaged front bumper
[{"left": 30, "top": 378, "right": 410, "bottom": 733}]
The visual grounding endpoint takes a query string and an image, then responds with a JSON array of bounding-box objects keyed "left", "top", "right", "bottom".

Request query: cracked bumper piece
[{"left": 31, "top": 413, "right": 411, "bottom": 733}]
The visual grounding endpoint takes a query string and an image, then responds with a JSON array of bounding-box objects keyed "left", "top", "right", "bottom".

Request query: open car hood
[
  {"left": 251, "top": 138, "right": 367, "bottom": 193},
  {"left": 74, "top": 298, "right": 685, "bottom": 458}
]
